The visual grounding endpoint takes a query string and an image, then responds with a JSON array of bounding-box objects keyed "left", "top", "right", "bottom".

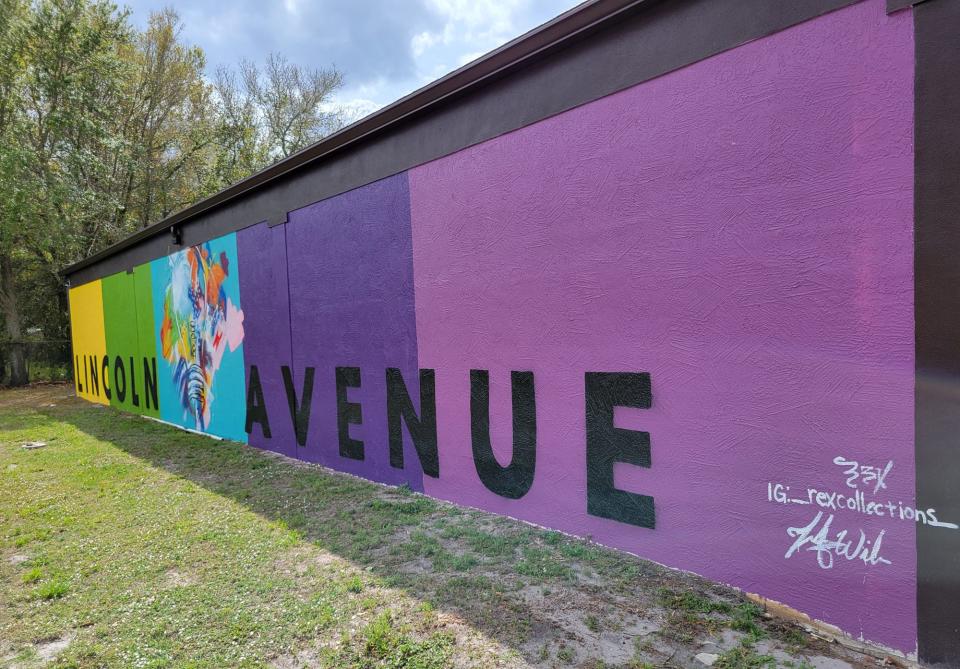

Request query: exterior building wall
[{"left": 67, "top": 0, "right": 951, "bottom": 659}]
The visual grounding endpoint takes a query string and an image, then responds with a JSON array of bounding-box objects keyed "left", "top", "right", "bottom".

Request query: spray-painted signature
[{"left": 785, "top": 511, "right": 891, "bottom": 570}]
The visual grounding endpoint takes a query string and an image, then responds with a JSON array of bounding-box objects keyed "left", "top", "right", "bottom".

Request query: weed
[
  {"left": 439, "top": 523, "right": 520, "bottom": 558},
  {"left": 730, "top": 602, "right": 766, "bottom": 640},
  {"left": 436, "top": 575, "right": 494, "bottom": 601},
  {"left": 558, "top": 541, "right": 600, "bottom": 561},
  {"left": 714, "top": 641, "right": 776, "bottom": 668},
  {"left": 585, "top": 614, "right": 600, "bottom": 633},
  {"left": 368, "top": 497, "right": 435, "bottom": 517},
  {"left": 22, "top": 566, "right": 43, "bottom": 583},
  {"left": 778, "top": 625, "right": 809, "bottom": 648},
  {"left": 363, "top": 611, "right": 396, "bottom": 657},
  {"left": 634, "top": 636, "right": 655, "bottom": 655},
  {"left": 657, "top": 588, "right": 732, "bottom": 615},
  {"left": 35, "top": 580, "right": 68, "bottom": 600},
  {"left": 515, "top": 547, "right": 574, "bottom": 581},
  {"left": 358, "top": 611, "right": 453, "bottom": 668},
  {"left": 660, "top": 610, "right": 713, "bottom": 642},
  {"left": 543, "top": 531, "right": 563, "bottom": 545},
  {"left": 464, "top": 530, "right": 520, "bottom": 558},
  {"left": 345, "top": 576, "right": 364, "bottom": 593}
]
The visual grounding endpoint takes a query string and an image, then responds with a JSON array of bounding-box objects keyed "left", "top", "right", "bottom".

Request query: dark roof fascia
[{"left": 886, "top": 0, "right": 930, "bottom": 13}]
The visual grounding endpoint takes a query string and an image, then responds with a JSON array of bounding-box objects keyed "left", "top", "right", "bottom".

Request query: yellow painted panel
[{"left": 68, "top": 280, "right": 109, "bottom": 405}]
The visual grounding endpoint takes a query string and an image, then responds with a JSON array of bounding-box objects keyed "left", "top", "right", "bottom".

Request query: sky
[{"left": 120, "top": 0, "right": 585, "bottom": 121}]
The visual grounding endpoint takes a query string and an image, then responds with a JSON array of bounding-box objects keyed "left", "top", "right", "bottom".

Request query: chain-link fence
[{"left": 0, "top": 340, "right": 72, "bottom": 386}]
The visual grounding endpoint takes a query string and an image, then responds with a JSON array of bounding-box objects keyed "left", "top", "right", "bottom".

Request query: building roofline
[{"left": 63, "top": 0, "right": 650, "bottom": 277}]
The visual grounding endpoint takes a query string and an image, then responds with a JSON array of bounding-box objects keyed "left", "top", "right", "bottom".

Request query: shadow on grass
[{"left": 30, "top": 390, "right": 817, "bottom": 668}]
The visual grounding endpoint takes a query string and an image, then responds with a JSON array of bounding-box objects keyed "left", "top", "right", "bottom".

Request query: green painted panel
[
  {"left": 102, "top": 271, "right": 148, "bottom": 415},
  {"left": 133, "top": 264, "right": 160, "bottom": 417}
]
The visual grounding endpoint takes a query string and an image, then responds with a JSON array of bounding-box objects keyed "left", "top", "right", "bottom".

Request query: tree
[
  {"left": 0, "top": 0, "right": 129, "bottom": 385},
  {"left": 0, "top": 1, "right": 345, "bottom": 386},
  {"left": 115, "top": 8, "right": 215, "bottom": 229},
  {"left": 0, "top": 0, "right": 45, "bottom": 386},
  {"left": 214, "top": 53, "right": 344, "bottom": 171}
]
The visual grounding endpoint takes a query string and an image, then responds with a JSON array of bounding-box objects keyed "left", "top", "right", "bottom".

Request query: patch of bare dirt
[{"left": 161, "top": 568, "right": 197, "bottom": 589}]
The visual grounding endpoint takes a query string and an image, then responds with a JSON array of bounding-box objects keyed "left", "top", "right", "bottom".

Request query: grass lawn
[{"left": 0, "top": 385, "right": 871, "bottom": 669}]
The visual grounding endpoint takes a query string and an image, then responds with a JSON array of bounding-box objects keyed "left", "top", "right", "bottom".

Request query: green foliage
[
  {"left": 356, "top": 611, "right": 454, "bottom": 668},
  {"left": 0, "top": 1, "right": 345, "bottom": 385},
  {"left": 35, "top": 579, "right": 69, "bottom": 599},
  {"left": 657, "top": 588, "right": 733, "bottom": 615},
  {"left": 22, "top": 566, "right": 42, "bottom": 583},
  {"left": 714, "top": 641, "right": 776, "bottom": 668},
  {"left": 515, "top": 547, "right": 575, "bottom": 581},
  {"left": 730, "top": 602, "right": 767, "bottom": 641}
]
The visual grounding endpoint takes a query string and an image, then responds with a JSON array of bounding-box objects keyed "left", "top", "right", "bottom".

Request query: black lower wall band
[{"left": 914, "top": 0, "right": 960, "bottom": 665}]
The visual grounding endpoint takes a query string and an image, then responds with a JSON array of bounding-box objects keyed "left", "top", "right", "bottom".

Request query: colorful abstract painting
[{"left": 151, "top": 234, "right": 247, "bottom": 440}]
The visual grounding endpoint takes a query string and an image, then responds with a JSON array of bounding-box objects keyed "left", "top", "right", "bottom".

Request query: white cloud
[
  {"left": 410, "top": 0, "right": 527, "bottom": 63},
  {"left": 424, "top": 0, "right": 526, "bottom": 43},
  {"left": 123, "top": 0, "right": 582, "bottom": 111},
  {"left": 456, "top": 50, "right": 486, "bottom": 67},
  {"left": 411, "top": 31, "right": 439, "bottom": 57},
  {"left": 400, "top": 0, "right": 581, "bottom": 102}
]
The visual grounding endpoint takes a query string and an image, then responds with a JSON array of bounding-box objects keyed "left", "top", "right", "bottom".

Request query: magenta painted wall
[
  {"left": 410, "top": 0, "right": 914, "bottom": 651},
  {"left": 69, "top": 0, "right": 925, "bottom": 656}
]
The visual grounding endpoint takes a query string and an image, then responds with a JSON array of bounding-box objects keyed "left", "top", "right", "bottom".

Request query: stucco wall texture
[{"left": 68, "top": 0, "right": 925, "bottom": 655}]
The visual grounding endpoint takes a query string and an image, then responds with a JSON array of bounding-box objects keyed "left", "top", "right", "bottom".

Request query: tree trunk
[{"left": 0, "top": 251, "right": 29, "bottom": 386}]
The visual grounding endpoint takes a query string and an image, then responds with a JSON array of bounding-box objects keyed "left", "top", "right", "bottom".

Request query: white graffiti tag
[{"left": 785, "top": 511, "right": 891, "bottom": 570}]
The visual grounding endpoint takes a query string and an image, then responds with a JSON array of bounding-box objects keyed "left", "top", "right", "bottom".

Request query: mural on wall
[
  {"left": 68, "top": 278, "right": 109, "bottom": 406},
  {"left": 157, "top": 240, "right": 245, "bottom": 432},
  {"left": 67, "top": 0, "right": 946, "bottom": 658},
  {"left": 151, "top": 235, "right": 247, "bottom": 441}
]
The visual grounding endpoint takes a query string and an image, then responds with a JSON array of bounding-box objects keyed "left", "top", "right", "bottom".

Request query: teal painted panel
[{"left": 151, "top": 233, "right": 246, "bottom": 441}]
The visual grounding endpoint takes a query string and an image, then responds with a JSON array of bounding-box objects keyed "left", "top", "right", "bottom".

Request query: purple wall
[
  {"left": 238, "top": 222, "right": 296, "bottom": 457},
  {"left": 284, "top": 174, "right": 424, "bottom": 490},
  {"left": 77, "top": 0, "right": 925, "bottom": 656},
  {"left": 410, "top": 0, "right": 914, "bottom": 651}
]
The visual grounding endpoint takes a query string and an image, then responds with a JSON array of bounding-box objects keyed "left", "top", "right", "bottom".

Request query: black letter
[
  {"left": 585, "top": 372, "right": 654, "bottom": 529},
  {"left": 386, "top": 368, "right": 439, "bottom": 477},
  {"left": 245, "top": 365, "right": 271, "bottom": 438},
  {"left": 282, "top": 365, "right": 314, "bottom": 446},
  {"left": 89, "top": 355, "right": 99, "bottom": 396},
  {"left": 75, "top": 355, "right": 83, "bottom": 393},
  {"left": 129, "top": 356, "right": 140, "bottom": 407},
  {"left": 114, "top": 355, "right": 127, "bottom": 403},
  {"left": 143, "top": 358, "right": 157, "bottom": 410},
  {"left": 101, "top": 355, "right": 111, "bottom": 400},
  {"left": 470, "top": 370, "right": 536, "bottom": 499},
  {"left": 336, "top": 366, "right": 363, "bottom": 459}
]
